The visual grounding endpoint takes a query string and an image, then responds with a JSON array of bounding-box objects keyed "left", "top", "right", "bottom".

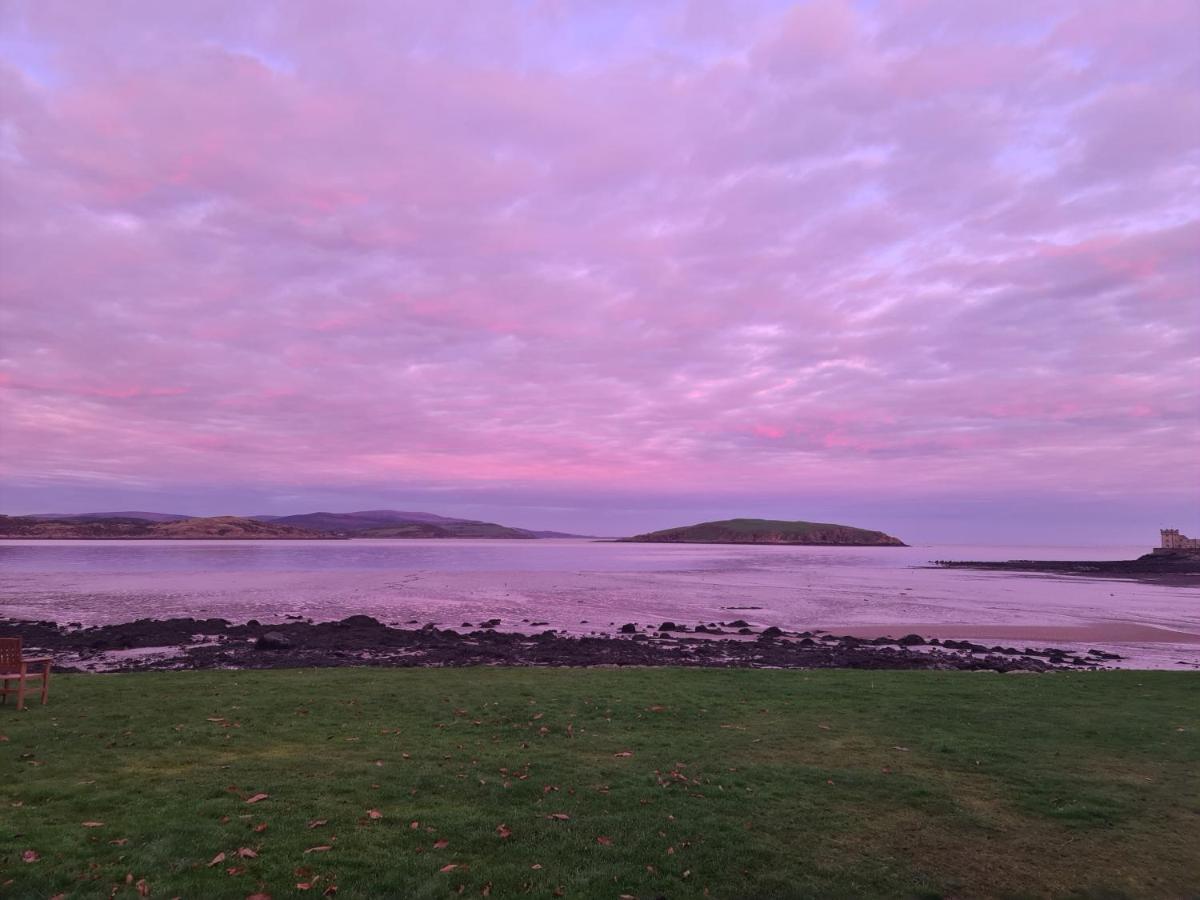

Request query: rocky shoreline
[
  {"left": 931, "top": 554, "right": 1200, "bottom": 582},
  {"left": 2, "top": 615, "right": 1123, "bottom": 674}
]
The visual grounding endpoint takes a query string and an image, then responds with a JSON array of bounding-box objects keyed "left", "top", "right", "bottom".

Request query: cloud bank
[{"left": 1, "top": 1, "right": 1197, "bottom": 539}]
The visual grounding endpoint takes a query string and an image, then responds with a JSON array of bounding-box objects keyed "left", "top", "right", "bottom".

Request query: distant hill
[
  {"left": 25, "top": 511, "right": 190, "bottom": 523},
  {"left": 619, "top": 518, "right": 906, "bottom": 546},
  {"left": 260, "top": 510, "right": 539, "bottom": 539},
  {"left": 0, "top": 515, "right": 329, "bottom": 540},
  {"left": 2, "top": 508, "right": 593, "bottom": 540}
]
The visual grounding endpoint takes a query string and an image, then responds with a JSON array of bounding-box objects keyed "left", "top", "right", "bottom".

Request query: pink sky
[{"left": 0, "top": 1, "right": 1197, "bottom": 541}]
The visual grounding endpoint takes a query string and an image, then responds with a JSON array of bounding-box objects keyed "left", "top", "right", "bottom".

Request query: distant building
[{"left": 1154, "top": 529, "right": 1200, "bottom": 555}]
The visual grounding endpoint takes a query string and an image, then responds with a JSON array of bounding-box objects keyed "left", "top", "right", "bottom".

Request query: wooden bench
[{"left": 0, "top": 638, "right": 52, "bottom": 710}]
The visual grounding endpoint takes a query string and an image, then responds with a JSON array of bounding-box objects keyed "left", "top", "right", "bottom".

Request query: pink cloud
[{"left": 0, "top": 0, "right": 1195, "bottom": 522}]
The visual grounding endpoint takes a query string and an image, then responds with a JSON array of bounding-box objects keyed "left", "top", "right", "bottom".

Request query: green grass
[{"left": 2, "top": 669, "right": 1197, "bottom": 899}]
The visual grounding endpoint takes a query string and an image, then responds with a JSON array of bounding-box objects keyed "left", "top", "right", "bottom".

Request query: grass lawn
[{"left": 1, "top": 668, "right": 1197, "bottom": 899}]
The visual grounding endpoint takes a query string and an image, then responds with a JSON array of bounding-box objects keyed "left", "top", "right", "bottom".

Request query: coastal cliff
[{"left": 619, "top": 518, "right": 906, "bottom": 546}]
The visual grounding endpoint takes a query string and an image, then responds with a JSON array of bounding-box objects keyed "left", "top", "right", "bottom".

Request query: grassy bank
[{"left": 1, "top": 669, "right": 1197, "bottom": 899}]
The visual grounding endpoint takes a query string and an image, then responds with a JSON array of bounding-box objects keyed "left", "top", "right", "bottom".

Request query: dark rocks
[
  {"left": 0, "top": 616, "right": 1116, "bottom": 675},
  {"left": 340, "top": 615, "right": 383, "bottom": 628},
  {"left": 618, "top": 623, "right": 638, "bottom": 634},
  {"left": 479, "top": 619, "right": 501, "bottom": 629},
  {"left": 255, "top": 631, "right": 292, "bottom": 651},
  {"left": 658, "top": 622, "right": 686, "bottom": 632},
  {"left": 760, "top": 626, "right": 784, "bottom": 638},
  {"left": 737, "top": 628, "right": 753, "bottom": 635},
  {"left": 725, "top": 619, "right": 751, "bottom": 628},
  {"left": 898, "top": 634, "right": 926, "bottom": 646}
]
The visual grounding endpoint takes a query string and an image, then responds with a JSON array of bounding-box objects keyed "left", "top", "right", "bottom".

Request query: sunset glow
[{"left": 1, "top": 1, "right": 1196, "bottom": 540}]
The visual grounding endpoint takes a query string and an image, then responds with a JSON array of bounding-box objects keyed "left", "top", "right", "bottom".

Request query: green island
[
  {"left": 3, "top": 668, "right": 1196, "bottom": 898},
  {"left": 620, "top": 517, "right": 907, "bottom": 545}
]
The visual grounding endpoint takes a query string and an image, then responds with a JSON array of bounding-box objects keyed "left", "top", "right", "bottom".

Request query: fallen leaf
[
  {"left": 495, "top": 824, "right": 512, "bottom": 839},
  {"left": 21, "top": 850, "right": 38, "bottom": 863},
  {"left": 530, "top": 864, "right": 542, "bottom": 870},
  {"left": 246, "top": 894, "right": 273, "bottom": 900},
  {"left": 410, "top": 821, "right": 420, "bottom": 830},
  {"left": 136, "top": 881, "right": 150, "bottom": 898},
  {"left": 253, "top": 822, "right": 268, "bottom": 833},
  {"left": 481, "top": 883, "right": 492, "bottom": 896},
  {"left": 817, "top": 724, "right": 831, "bottom": 730},
  {"left": 296, "top": 884, "right": 313, "bottom": 891},
  {"left": 226, "top": 866, "right": 246, "bottom": 876},
  {"left": 439, "top": 864, "right": 459, "bottom": 873},
  {"left": 892, "top": 746, "right": 910, "bottom": 752},
  {"left": 208, "top": 852, "right": 227, "bottom": 867},
  {"left": 237, "top": 847, "right": 258, "bottom": 859},
  {"left": 595, "top": 836, "right": 613, "bottom": 846},
  {"left": 546, "top": 813, "right": 570, "bottom": 821},
  {"left": 322, "top": 887, "right": 338, "bottom": 896},
  {"left": 307, "top": 819, "right": 328, "bottom": 829},
  {"left": 613, "top": 751, "right": 634, "bottom": 758},
  {"left": 433, "top": 839, "right": 449, "bottom": 849},
  {"left": 367, "top": 809, "right": 383, "bottom": 820},
  {"left": 109, "top": 839, "right": 129, "bottom": 847},
  {"left": 81, "top": 821, "right": 105, "bottom": 827},
  {"left": 304, "top": 846, "right": 333, "bottom": 854},
  {"left": 245, "top": 793, "right": 270, "bottom": 804}
]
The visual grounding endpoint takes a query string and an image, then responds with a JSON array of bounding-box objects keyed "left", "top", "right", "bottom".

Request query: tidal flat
[{"left": 2, "top": 539, "right": 1198, "bottom": 669}]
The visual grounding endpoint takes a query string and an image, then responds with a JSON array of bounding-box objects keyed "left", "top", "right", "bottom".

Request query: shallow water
[{"left": 2, "top": 539, "right": 1197, "bottom": 669}]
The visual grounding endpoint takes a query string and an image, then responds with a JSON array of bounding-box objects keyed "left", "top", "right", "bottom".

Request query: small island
[{"left": 619, "top": 517, "right": 907, "bottom": 546}]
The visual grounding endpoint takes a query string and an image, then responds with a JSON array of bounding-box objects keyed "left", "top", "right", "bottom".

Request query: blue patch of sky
[{"left": 0, "top": 24, "right": 60, "bottom": 89}]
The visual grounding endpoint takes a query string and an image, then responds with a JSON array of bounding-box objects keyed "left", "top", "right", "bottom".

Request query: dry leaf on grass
[
  {"left": 307, "top": 819, "right": 329, "bottom": 829},
  {"left": 596, "top": 836, "right": 613, "bottom": 846},
  {"left": 367, "top": 809, "right": 383, "bottom": 820},
  {"left": 109, "top": 839, "right": 129, "bottom": 846},
  {"left": 495, "top": 824, "right": 512, "bottom": 839},
  {"left": 246, "top": 894, "right": 273, "bottom": 900},
  {"left": 439, "top": 864, "right": 459, "bottom": 873},
  {"left": 304, "top": 846, "right": 333, "bottom": 854},
  {"left": 208, "top": 852, "right": 227, "bottom": 867},
  {"left": 613, "top": 751, "right": 634, "bottom": 758},
  {"left": 245, "top": 793, "right": 269, "bottom": 804},
  {"left": 545, "top": 813, "right": 570, "bottom": 821},
  {"left": 21, "top": 850, "right": 38, "bottom": 863},
  {"left": 433, "top": 839, "right": 450, "bottom": 849},
  {"left": 237, "top": 848, "right": 258, "bottom": 859},
  {"left": 253, "top": 822, "right": 268, "bottom": 833},
  {"left": 81, "top": 821, "right": 105, "bottom": 827}
]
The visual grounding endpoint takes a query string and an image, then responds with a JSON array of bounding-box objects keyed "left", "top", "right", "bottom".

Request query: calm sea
[{"left": 3, "top": 539, "right": 1198, "bottom": 669}]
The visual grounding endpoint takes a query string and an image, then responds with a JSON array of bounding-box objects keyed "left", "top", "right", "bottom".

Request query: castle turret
[{"left": 1155, "top": 528, "right": 1200, "bottom": 555}]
